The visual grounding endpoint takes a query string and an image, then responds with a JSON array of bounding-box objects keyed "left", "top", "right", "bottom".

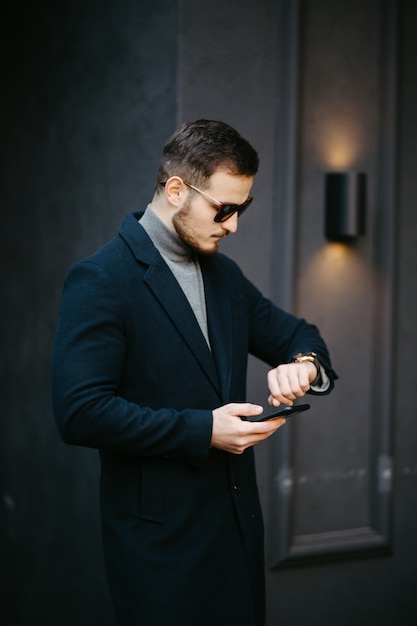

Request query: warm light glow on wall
[
  {"left": 302, "top": 243, "right": 367, "bottom": 299},
  {"left": 318, "top": 119, "right": 362, "bottom": 169}
]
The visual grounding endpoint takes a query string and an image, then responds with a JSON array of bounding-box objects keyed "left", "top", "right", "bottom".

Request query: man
[{"left": 52, "top": 119, "right": 337, "bottom": 626}]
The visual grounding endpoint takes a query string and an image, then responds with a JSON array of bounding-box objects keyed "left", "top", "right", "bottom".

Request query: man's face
[{"left": 172, "top": 170, "right": 254, "bottom": 255}]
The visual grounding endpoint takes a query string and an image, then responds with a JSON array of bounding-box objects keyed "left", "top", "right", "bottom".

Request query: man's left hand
[{"left": 267, "top": 362, "right": 317, "bottom": 406}]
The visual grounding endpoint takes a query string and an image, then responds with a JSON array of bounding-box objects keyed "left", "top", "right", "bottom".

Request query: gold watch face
[{"left": 293, "top": 352, "right": 317, "bottom": 363}]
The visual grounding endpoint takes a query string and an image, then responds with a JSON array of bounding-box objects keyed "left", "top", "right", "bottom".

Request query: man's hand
[
  {"left": 267, "top": 361, "right": 317, "bottom": 407},
  {"left": 211, "top": 403, "right": 285, "bottom": 454}
]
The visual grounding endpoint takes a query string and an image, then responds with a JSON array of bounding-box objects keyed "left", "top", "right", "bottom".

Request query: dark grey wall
[
  {"left": 1, "top": 2, "right": 178, "bottom": 624},
  {"left": 2, "top": 1, "right": 417, "bottom": 625}
]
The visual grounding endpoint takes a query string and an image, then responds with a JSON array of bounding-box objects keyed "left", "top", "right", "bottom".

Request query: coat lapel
[
  {"left": 200, "top": 257, "right": 233, "bottom": 402},
  {"left": 144, "top": 258, "right": 221, "bottom": 393}
]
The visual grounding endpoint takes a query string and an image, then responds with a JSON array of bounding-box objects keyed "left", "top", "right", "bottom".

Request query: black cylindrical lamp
[{"left": 325, "top": 172, "right": 366, "bottom": 241}]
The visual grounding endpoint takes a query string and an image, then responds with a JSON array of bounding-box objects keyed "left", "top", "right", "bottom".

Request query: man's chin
[{"left": 195, "top": 243, "right": 219, "bottom": 256}]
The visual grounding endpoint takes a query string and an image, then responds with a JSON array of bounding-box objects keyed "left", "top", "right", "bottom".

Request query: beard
[{"left": 172, "top": 198, "right": 224, "bottom": 255}]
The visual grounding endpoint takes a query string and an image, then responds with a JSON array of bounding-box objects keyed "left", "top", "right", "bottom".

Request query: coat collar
[{"left": 118, "top": 213, "right": 233, "bottom": 401}]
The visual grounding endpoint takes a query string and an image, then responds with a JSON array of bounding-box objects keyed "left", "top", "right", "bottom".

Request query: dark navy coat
[{"left": 52, "top": 212, "right": 335, "bottom": 626}]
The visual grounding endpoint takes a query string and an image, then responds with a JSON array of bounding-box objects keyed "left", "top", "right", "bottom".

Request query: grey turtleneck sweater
[{"left": 139, "top": 205, "right": 211, "bottom": 348}]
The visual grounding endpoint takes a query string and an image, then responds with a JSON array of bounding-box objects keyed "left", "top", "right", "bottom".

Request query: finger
[
  {"left": 297, "top": 365, "right": 313, "bottom": 391},
  {"left": 267, "top": 368, "right": 281, "bottom": 398},
  {"left": 232, "top": 417, "right": 286, "bottom": 454},
  {"left": 268, "top": 394, "right": 280, "bottom": 407},
  {"left": 287, "top": 365, "right": 311, "bottom": 396},
  {"left": 268, "top": 365, "right": 297, "bottom": 397},
  {"left": 229, "top": 403, "right": 263, "bottom": 419},
  {"left": 268, "top": 392, "right": 294, "bottom": 407},
  {"left": 270, "top": 369, "right": 296, "bottom": 403},
  {"left": 286, "top": 366, "right": 304, "bottom": 397},
  {"left": 245, "top": 417, "right": 286, "bottom": 442}
]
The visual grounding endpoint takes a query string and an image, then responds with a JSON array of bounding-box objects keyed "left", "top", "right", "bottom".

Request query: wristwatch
[{"left": 291, "top": 352, "right": 321, "bottom": 385}]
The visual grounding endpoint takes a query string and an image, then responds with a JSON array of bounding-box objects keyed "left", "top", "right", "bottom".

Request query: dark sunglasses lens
[
  {"left": 214, "top": 197, "right": 253, "bottom": 223},
  {"left": 214, "top": 205, "right": 236, "bottom": 223}
]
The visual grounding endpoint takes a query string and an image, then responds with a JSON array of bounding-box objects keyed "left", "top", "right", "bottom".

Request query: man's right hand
[{"left": 211, "top": 403, "right": 285, "bottom": 454}]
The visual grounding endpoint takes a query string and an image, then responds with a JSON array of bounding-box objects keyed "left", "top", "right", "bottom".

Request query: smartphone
[{"left": 245, "top": 403, "right": 310, "bottom": 422}]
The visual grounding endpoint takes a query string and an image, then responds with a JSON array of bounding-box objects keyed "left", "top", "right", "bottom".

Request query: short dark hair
[{"left": 155, "top": 119, "right": 259, "bottom": 193}]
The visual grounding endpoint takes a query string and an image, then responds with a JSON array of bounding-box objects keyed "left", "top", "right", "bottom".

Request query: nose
[{"left": 222, "top": 211, "right": 239, "bottom": 233}]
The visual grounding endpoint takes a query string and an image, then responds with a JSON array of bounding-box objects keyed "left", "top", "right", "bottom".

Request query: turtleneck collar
[{"left": 139, "top": 205, "right": 193, "bottom": 263}]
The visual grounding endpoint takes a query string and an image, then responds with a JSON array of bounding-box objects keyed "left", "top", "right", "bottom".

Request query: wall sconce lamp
[{"left": 325, "top": 172, "right": 366, "bottom": 241}]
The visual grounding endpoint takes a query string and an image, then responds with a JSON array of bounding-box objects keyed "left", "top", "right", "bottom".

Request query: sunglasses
[{"left": 160, "top": 179, "right": 253, "bottom": 223}]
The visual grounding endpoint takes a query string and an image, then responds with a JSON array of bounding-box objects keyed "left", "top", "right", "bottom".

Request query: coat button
[{"left": 233, "top": 483, "right": 240, "bottom": 495}]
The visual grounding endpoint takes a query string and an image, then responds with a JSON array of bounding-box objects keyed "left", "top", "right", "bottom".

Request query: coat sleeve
[
  {"left": 220, "top": 255, "right": 338, "bottom": 392},
  {"left": 51, "top": 259, "right": 213, "bottom": 467}
]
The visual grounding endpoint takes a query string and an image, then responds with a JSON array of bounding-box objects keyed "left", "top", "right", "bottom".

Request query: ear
[{"left": 163, "top": 176, "right": 185, "bottom": 207}]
